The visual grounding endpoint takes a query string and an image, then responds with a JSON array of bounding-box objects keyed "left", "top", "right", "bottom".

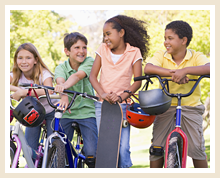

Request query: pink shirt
[{"left": 96, "top": 43, "right": 142, "bottom": 98}]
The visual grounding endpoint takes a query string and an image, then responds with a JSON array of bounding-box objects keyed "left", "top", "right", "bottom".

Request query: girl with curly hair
[{"left": 90, "top": 14, "right": 150, "bottom": 168}]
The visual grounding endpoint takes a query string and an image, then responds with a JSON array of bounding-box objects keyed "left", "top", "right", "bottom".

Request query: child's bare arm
[
  {"left": 144, "top": 63, "right": 173, "bottom": 77},
  {"left": 171, "top": 63, "right": 210, "bottom": 83},
  {"left": 10, "top": 77, "right": 54, "bottom": 101},
  {"left": 55, "top": 71, "right": 86, "bottom": 93},
  {"left": 89, "top": 55, "right": 111, "bottom": 102}
]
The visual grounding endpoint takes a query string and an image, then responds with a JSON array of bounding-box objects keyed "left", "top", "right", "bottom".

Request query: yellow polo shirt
[
  {"left": 148, "top": 49, "right": 210, "bottom": 106},
  {"left": 95, "top": 43, "right": 142, "bottom": 100}
]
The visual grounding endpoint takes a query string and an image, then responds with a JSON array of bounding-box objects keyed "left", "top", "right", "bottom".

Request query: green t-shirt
[{"left": 54, "top": 56, "right": 96, "bottom": 119}]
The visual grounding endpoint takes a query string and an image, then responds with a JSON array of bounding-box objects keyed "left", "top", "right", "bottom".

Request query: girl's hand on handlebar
[
  {"left": 55, "top": 95, "right": 71, "bottom": 113},
  {"left": 10, "top": 89, "right": 27, "bottom": 101}
]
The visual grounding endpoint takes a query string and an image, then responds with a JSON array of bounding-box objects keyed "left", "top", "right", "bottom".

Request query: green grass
[
  {"left": 130, "top": 126, "right": 211, "bottom": 168},
  {"left": 16, "top": 124, "right": 210, "bottom": 168}
]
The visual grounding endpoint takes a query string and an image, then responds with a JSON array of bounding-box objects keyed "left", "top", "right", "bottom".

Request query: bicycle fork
[{"left": 164, "top": 104, "right": 188, "bottom": 168}]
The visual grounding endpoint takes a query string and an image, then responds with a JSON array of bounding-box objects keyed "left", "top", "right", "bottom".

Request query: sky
[{"left": 54, "top": 10, "right": 123, "bottom": 27}]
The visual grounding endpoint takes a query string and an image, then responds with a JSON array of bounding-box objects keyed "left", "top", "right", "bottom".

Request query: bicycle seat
[{"left": 72, "top": 122, "right": 81, "bottom": 135}]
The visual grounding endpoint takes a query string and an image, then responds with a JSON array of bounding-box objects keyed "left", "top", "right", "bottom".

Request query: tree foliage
[
  {"left": 10, "top": 10, "right": 75, "bottom": 72},
  {"left": 10, "top": 10, "right": 210, "bottom": 105}
]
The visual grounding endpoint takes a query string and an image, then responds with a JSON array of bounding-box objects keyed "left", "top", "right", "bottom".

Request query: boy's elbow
[
  {"left": 144, "top": 63, "right": 153, "bottom": 74},
  {"left": 206, "top": 63, "right": 210, "bottom": 75}
]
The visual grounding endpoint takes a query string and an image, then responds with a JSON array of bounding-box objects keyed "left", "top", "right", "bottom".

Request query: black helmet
[
  {"left": 13, "top": 96, "right": 46, "bottom": 127},
  {"left": 139, "top": 89, "right": 172, "bottom": 115}
]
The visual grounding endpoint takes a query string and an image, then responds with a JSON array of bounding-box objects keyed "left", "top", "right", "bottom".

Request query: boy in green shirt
[{"left": 54, "top": 32, "right": 97, "bottom": 168}]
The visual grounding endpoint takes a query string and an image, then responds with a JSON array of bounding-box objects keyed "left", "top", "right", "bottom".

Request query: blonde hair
[{"left": 11, "top": 43, "right": 53, "bottom": 86}]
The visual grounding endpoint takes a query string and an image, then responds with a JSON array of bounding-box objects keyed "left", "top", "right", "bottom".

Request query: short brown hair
[{"left": 64, "top": 32, "right": 88, "bottom": 51}]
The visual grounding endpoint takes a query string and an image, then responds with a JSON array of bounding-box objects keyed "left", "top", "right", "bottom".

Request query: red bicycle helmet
[
  {"left": 13, "top": 96, "right": 46, "bottom": 127},
  {"left": 126, "top": 103, "right": 156, "bottom": 129}
]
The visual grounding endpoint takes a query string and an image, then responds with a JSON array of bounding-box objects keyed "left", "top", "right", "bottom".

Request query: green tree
[{"left": 10, "top": 10, "right": 75, "bottom": 72}]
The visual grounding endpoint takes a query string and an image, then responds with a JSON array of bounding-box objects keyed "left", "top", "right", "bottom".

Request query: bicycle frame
[
  {"left": 19, "top": 83, "right": 98, "bottom": 168},
  {"left": 10, "top": 98, "right": 45, "bottom": 168},
  {"left": 10, "top": 121, "right": 43, "bottom": 168},
  {"left": 134, "top": 74, "right": 210, "bottom": 168},
  {"left": 164, "top": 101, "right": 188, "bottom": 168},
  {"left": 41, "top": 115, "right": 85, "bottom": 168}
]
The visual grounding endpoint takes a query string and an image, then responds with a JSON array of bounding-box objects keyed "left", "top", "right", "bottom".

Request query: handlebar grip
[
  {"left": 134, "top": 76, "right": 146, "bottom": 81},
  {"left": 19, "top": 83, "right": 35, "bottom": 87}
]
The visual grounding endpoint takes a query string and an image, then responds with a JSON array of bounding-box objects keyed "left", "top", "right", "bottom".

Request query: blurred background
[{"left": 9, "top": 8, "right": 211, "bottom": 168}]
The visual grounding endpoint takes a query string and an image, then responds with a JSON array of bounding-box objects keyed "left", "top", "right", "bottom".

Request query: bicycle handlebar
[
  {"left": 134, "top": 75, "right": 210, "bottom": 98},
  {"left": 19, "top": 83, "right": 99, "bottom": 110}
]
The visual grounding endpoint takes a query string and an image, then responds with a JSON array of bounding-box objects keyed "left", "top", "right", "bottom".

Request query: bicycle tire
[
  {"left": 77, "top": 158, "right": 85, "bottom": 168},
  {"left": 46, "top": 139, "right": 66, "bottom": 168},
  {"left": 10, "top": 141, "right": 19, "bottom": 168},
  {"left": 166, "top": 132, "right": 183, "bottom": 168}
]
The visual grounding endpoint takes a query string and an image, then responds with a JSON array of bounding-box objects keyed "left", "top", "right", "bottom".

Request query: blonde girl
[{"left": 10, "top": 43, "right": 58, "bottom": 151}]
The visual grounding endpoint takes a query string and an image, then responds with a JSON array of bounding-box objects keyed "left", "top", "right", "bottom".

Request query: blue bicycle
[{"left": 19, "top": 83, "right": 99, "bottom": 168}]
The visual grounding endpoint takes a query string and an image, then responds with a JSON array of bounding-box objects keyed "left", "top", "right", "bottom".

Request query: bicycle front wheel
[
  {"left": 10, "top": 140, "right": 19, "bottom": 168},
  {"left": 166, "top": 132, "right": 183, "bottom": 168},
  {"left": 46, "top": 139, "right": 65, "bottom": 168}
]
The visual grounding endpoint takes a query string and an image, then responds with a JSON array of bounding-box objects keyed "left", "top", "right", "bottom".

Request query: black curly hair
[
  {"left": 165, "top": 20, "right": 193, "bottom": 47},
  {"left": 105, "top": 15, "right": 150, "bottom": 60}
]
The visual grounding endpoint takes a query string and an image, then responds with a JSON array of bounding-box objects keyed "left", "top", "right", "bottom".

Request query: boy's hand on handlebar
[
  {"left": 54, "top": 84, "right": 65, "bottom": 93},
  {"left": 170, "top": 69, "right": 188, "bottom": 84},
  {"left": 55, "top": 95, "right": 71, "bottom": 113},
  {"left": 178, "top": 76, "right": 189, "bottom": 84}
]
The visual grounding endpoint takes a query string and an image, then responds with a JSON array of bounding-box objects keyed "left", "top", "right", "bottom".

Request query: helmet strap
[
  {"left": 27, "top": 84, "right": 39, "bottom": 100},
  {"left": 123, "top": 90, "right": 139, "bottom": 103}
]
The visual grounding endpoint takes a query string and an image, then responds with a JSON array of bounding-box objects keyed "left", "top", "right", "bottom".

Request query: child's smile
[
  {"left": 66, "top": 40, "right": 87, "bottom": 65},
  {"left": 16, "top": 49, "right": 37, "bottom": 74},
  {"left": 164, "top": 29, "right": 185, "bottom": 55}
]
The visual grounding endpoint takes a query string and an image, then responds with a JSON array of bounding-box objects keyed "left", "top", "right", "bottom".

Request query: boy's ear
[
  {"left": 182, "top": 37, "right": 188, "bottom": 46},
  {"left": 64, "top": 48, "right": 70, "bottom": 56}
]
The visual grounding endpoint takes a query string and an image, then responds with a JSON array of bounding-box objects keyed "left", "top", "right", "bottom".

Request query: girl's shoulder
[
  {"left": 125, "top": 43, "right": 140, "bottom": 52},
  {"left": 42, "top": 68, "right": 53, "bottom": 78}
]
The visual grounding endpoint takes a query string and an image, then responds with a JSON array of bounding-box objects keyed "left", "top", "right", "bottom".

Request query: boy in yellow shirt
[{"left": 144, "top": 20, "right": 210, "bottom": 168}]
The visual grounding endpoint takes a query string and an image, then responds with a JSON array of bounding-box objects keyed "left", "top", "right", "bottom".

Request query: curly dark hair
[
  {"left": 165, "top": 20, "right": 193, "bottom": 47},
  {"left": 105, "top": 15, "right": 150, "bottom": 60}
]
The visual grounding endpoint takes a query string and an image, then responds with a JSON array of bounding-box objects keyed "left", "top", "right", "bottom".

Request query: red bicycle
[{"left": 134, "top": 74, "right": 210, "bottom": 168}]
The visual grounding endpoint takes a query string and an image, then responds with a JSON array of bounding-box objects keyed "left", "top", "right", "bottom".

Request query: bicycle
[
  {"left": 10, "top": 96, "right": 48, "bottom": 168},
  {"left": 134, "top": 74, "right": 210, "bottom": 168},
  {"left": 19, "top": 83, "right": 99, "bottom": 168}
]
